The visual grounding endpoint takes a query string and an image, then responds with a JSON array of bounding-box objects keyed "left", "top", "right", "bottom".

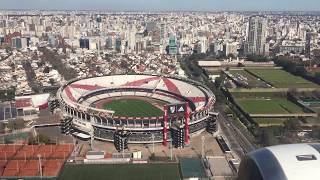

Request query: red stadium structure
[
  {"left": 185, "top": 102, "right": 189, "bottom": 145},
  {"left": 163, "top": 105, "right": 168, "bottom": 146},
  {"left": 54, "top": 74, "right": 217, "bottom": 146}
]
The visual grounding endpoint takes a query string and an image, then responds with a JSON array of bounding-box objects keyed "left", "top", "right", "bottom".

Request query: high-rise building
[
  {"left": 168, "top": 36, "right": 177, "bottom": 55},
  {"left": 128, "top": 26, "right": 136, "bottom": 51},
  {"left": 245, "top": 16, "right": 267, "bottom": 55},
  {"left": 305, "top": 32, "right": 317, "bottom": 57},
  {"left": 11, "top": 37, "right": 27, "bottom": 49},
  {"left": 160, "top": 23, "right": 166, "bottom": 44},
  {"left": 105, "top": 37, "right": 113, "bottom": 49},
  {"left": 48, "top": 35, "right": 57, "bottom": 46},
  {"left": 224, "top": 41, "right": 239, "bottom": 57},
  {"left": 0, "top": 35, "right": 4, "bottom": 45},
  {"left": 79, "top": 37, "right": 90, "bottom": 49},
  {"left": 11, "top": 37, "right": 22, "bottom": 49},
  {"left": 115, "top": 37, "right": 122, "bottom": 52},
  {"left": 146, "top": 22, "right": 156, "bottom": 33}
]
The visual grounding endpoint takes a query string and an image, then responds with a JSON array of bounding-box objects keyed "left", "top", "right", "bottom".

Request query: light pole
[
  {"left": 89, "top": 127, "right": 94, "bottom": 151},
  {"left": 201, "top": 136, "right": 205, "bottom": 159},
  {"left": 151, "top": 134, "right": 155, "bottom": 154},
  {"left": 122, "top": 137, "right": 124, "bottom": 159},
  {"left": 73, "top": 137, "right": 76, "bottom": 162},
  {"left": 170, "top": 138, "right": 173, "bottom": 161},
  {"left": 37, "top": 154, "right": 42, "bottom": 178}
]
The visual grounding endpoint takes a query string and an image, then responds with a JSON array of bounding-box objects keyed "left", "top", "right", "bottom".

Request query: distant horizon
[
  {"left": 1, "top": 0, "right": 320, "bottom": 12},
  {"left": 2, "top": 9, "right": 320, "bottom": 13}
]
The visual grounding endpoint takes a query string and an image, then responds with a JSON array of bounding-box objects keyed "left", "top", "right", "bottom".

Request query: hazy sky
[{"left": 1, "top": 0, "right": 320, "bottom": 11}]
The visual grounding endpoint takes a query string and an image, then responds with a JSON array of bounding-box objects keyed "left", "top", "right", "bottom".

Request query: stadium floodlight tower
[
  {"left": 88, "top": 124, "right": 94, "bottom": 150},
  {"left": 37, "top": 154, "right": 42, "bottom": 178},
  {"left": 201, "top": 136, "right": 205, "bottom": 159}
]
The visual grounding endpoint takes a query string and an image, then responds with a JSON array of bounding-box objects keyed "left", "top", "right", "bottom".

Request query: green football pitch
[
  {"left": 236, "top": 97, "right": 305, "bottom": 114},
  {"left": 252, "top": 118, "right": 291, "bottom": 126},
  {"left": 103, "top": 98, "right": 164, "bottom": 117},
  {"left": 59, "top": 164, "right": 181, "bottom": 180},
  {"left": 247, "top": 69, "right": 319, "bottom": 88}
]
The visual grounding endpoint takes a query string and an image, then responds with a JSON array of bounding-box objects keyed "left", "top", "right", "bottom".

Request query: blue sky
[{"left": 1, "top": 0, "right": 320, "bottom": 11}]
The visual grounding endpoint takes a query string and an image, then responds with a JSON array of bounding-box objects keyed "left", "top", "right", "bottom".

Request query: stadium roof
[
  {"left": 59, "top": 74, "right": 214, "bottom": 111},
  {"left": 244, "top": 143, "right": 320, "bottom": 180},
  {"left": 15, "top": 93, "right": 50, "bottom": 109}
]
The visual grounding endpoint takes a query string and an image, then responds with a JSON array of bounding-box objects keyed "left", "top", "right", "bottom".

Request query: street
[{"left": 217, "top": 106, "right": 256, "bottom": 159}]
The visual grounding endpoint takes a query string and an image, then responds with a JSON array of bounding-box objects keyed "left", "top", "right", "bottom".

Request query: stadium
[{"left": 54, "top": 74, "right": 216, "bottom": 144}]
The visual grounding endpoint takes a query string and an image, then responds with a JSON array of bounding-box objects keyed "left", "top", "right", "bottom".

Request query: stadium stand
[{"left": 54, "top": 74, "right": 216, "bottom": 143}]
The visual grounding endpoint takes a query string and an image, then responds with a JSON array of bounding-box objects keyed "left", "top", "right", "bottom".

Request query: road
[
  {"left": 180, "top": 54, "right": 257, "bottom": 158},
  {"left": 217, "top": 106, "right": 256, "bottom": 158},
  {"left": 0, "top": 52, "right": 12, "bottom": 62}
]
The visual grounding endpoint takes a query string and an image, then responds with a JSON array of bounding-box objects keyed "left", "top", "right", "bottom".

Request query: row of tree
[
  {"left": 0, "top": 87, "right": 15, "bottom": 101},
  {"left": 22, "top": 61, "right": 43, "bottom": 93},
  {"left": 273, "top": 56, "right": 307, "bottom": 76},
  {"left": 39, "top": 47, "right": 78, "bottom": 81}
]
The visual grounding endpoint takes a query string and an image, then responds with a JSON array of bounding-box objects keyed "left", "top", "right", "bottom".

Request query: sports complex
[
  {"left": 224, "top": 68, "right": 319, "bottom": 127},
  {"left": 55, "top": 74, "right": 216, "bottom": 144}
]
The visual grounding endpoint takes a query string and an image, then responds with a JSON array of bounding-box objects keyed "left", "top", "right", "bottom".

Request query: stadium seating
[
  {"left": 60, "top": 75, "right": 213, "bottom": 109},
  {"left": 56, "top": 74, "right": 216, "bottom": 143}
]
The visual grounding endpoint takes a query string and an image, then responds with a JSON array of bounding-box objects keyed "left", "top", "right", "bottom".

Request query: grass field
[
  {"left": 236, "top": 97, "right": 305, "bottom": 114},
  {"left": 103, "top": 98, "right": 164, "bottom": 117},
  {"left": 59, "top": 164, "right": 181, "bottom": 180},
  {"left": 252, "top": 118, "right": 291, "bottom": 126},
  {"left": 229, "top": 69, "right": 270, "bottom": 88},
  {"left": 230, "top": 91, "right": 287, "bottom": 98},
  {"left": 310, "top": 107, "right": 320, "bottom": 114},
  {"left": 247, "top": 69, "right": 319, "bottom": 88}
]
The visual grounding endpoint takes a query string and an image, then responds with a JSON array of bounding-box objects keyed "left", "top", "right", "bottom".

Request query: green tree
[
  {"left": 28, "top": 134, "right": 52, "bottom": 145},
  {"left": 214, "top": 76, "right": 224, "bottom": 88},
  {"left": 312, "top": 49, "right": 320, "bottom": 59},
  {"left": 6, "top": 118, "right": 25, "bottom": 130},
  {"left": 0, "top": 122, "right": 5, "bottom": 133},
  {"left": 315, "top": 72, "right": 320, "bottom": 79},
  {"left": 260, "top": 128, "right": 278, "bottom": 146},
  {"left": 247, "top": 54, "right": 268, "bottom": 62},
  {"left": 310, "top": 126, "right": 320, "bottom": 139},
  {"left": 149, "top": 153, "right": 156, "bottom": 161},
  {"left": 284, "top": 118, "right": 300, "bottom": 131}
]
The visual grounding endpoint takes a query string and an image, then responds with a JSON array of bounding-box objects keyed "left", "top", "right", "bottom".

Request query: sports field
[
  {"left": 236, "top": 97, "right": 305, "bottom": 114},
  {"left": 59, "top": 164, "right": 181, "bottom": 180},
  {"left": 247, "top": 69, "right": 319, "bottom": 88},
  {"left": 229, "top": 69, "right": 270, "bottom": 88},
  {"left": 103, "top": 98, "right": 164, "bottom": 117},
  {"left": 252, "top": 118, "right": 291, "bottom": 126}
]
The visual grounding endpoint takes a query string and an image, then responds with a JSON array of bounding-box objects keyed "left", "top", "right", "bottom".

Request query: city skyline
[
  {"left": 1, "top": 0, "right": 320, "bottom": 11},
  {"left": 0, "top": 3, "right": 320, "bottom": 179}
]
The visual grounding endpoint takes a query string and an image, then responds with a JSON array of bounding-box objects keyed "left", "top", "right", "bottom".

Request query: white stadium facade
[
  {"left": 238, "top": 143, "right": 320, "bottom": 180},
  {"left": 52, "top": 74, "right": 216, "bottom": 144}
]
